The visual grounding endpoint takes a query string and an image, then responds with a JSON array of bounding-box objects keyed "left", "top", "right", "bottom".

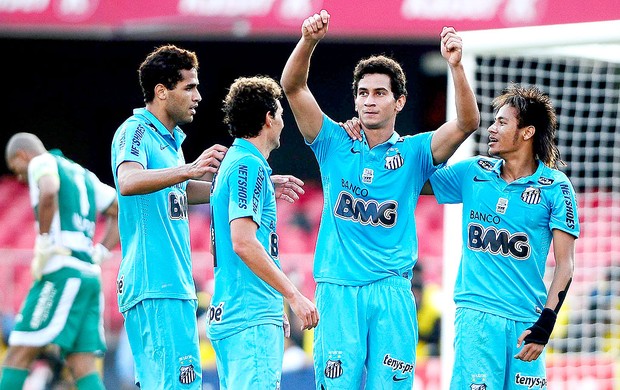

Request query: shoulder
[
  {"left": 474, "top": 156, "right": 499, "bottom": 171},
  {"left": 538, "top": 166, "right": 574, "bottom": 189},
  {"left": 29, "top": 153, "right": 58, "bottom": 171}
]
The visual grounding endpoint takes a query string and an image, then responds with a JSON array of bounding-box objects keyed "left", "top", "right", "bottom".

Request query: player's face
[
  {"left": 7, "top": 153, "right": 29, "bottom": 183},
  {"left": 487, "top": 104, "right": 523, "bottom": 158},
  {"left": 168, "top": 68, "right": 201, "bottom": 126},
  {"left": 269, "top": 100, "right": 284, "bottom": 150},
  {"left": 354, "top": 73, "right": 404, "bottom": 131}
]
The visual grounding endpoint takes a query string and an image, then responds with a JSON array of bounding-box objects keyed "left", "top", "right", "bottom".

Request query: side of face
[
  {"left": 487, "top": 104, "right": 522, "bottom": 157},
  {"left": 166, "top": 68, "right": 201, "bottom": 125},
  {"left": 7, "top": 151, "right": 30, "bottom": 183}
]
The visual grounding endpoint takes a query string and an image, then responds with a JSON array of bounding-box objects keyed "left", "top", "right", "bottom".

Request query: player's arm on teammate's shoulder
[{"left": 430, "top": 26, "right": 480, "bottom": 165}]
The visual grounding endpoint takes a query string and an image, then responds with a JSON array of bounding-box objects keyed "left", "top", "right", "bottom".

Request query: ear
[
  {"left": 523, "top": 125, "right": 535, "bottom": 141},
  {"left": 155, "top": 84, "right": 167, "bottom": 100},
  {"left": 265, "top": 111, "right": 274, "bottom": 127},
  {"left": 395, "top": 95, "right": 406, "bottom": 113}
]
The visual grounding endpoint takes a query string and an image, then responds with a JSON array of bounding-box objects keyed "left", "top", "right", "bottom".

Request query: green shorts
[{"left": 9, "top": 267, "right": 105, "bottom": 357}]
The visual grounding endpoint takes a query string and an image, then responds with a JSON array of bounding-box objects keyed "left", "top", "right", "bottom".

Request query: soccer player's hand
[
  {"left": 91, "top": 243, "right": 112, "bottom": 265},
  {"left": 514, "top": 330, "right": 545, "bottom": 362},
  {"left": 191, "top": 144, "right": 228, "bottom": 182},
  {"left": 339, "top": 117, "right": 362, "bottom": 141},
  {"left": 440, "top": 26, "right": 463, "bottom": 67},
  {"left": 288, "top": 293, "right": 319, "bottom": 331},
  {"left": 302, "top": 10, "right": 330, "bottom": 42},
  {"left": 272, "top": 175, "right": 305, "bottom": 204},
  {"left": 31, "top": 234, "right": 71, "bottom": 280}
]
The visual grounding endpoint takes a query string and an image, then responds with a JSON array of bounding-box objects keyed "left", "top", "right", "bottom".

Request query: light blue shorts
[
  {"left": 314, "top": 276, "right": 417, "bottom": 389},
  {"left": 211, "top": 324, "right": 284, "bottom": 390},
  {"left": 123, "top": 298, "right": 201, "bottom": 390},
  {"left": 451, "top": 307, "right": 547, "bottom": 389}
]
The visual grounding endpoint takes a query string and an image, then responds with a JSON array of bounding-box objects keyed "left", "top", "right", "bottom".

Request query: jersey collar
[
  {"left": 494, "top": 159, "right": 546, "bottom": 184},
  {"left": 133, "top": 108, "right": 187, "bottom": 148},
  {"left": 232, "top": 138, "right": 271, "bottom": 172}
]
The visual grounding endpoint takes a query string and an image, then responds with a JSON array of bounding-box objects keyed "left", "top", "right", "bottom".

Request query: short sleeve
[{"left": 227, "top": 155, "right": 269, "bottom": 226}]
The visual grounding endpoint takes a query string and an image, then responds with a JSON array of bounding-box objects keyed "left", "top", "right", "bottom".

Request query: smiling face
[
  {"left": 354, "top": 73, "right": 405, "bottom": 131},
  {"left": 487, "top": 104, "right": 532, "bottom": 159}
]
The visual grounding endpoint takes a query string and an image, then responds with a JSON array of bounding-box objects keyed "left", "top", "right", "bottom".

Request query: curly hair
[
  {"left": 352, "top": 55, "right": 407, "bottom": 100},
  {"left": 492, "top": 83, "right": 563, "bottom": 168},
  {"left": 138, "top": 44, "right": 199, "bottom": 103},
  {"left": 222, "top": 76, "right": 283, "bottom": 139}
]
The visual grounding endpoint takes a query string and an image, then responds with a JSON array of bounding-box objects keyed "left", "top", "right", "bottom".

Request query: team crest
[
  {"left": 538, "top": 177, "right": 554, "bottom": 185},
  {"left": 521, "top": 187, "right": 541, "bottom": 204},
  {"left": 477, "top": 159, "right": 494, "bottom": 171},
  {"left": 179, "top": 364, "right": 196, "bottom": 384},
  {"left": 324, "top": 359, "right": 343, "bottom": 379},
  {"left": 470, "top": 384, "right": 487, "bottom": 390},
  {"left": 385, "top": 153, "right": 404, "bottom": 170}
]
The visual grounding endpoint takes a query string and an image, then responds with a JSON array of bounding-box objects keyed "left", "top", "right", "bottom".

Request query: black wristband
[{"left": 524, "top": 308, "right": 557, "bottom": 345}]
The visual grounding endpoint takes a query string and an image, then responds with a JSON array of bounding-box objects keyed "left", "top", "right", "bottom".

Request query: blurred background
[{"left": 0, "top": 1, "right": 619, "bottom": 389}]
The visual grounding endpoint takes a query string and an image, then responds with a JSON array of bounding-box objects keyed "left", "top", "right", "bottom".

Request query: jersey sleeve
[
  {"left": 412, "top": 131, "right": 445, "bottom": 182},
  {"left": 227, "top": 155, "right": 269, "bottom": 227},
  {"left": 429, "top": 158, "right": 473, "bottom": 204},
  {"left": 549, "top": 175, "right": 580, "bottom": 238},
  {"left": 112, "top": 120, "right": 151, "bottom": 170},
  {"left": 28, "top": 153, "right": 60, "bottom": 187},
  {"left": 86, "top": 171, "right": 117, "bottom": 213},
  {"left": 307, "top": 114, "right": 349, "bottom": 165}
]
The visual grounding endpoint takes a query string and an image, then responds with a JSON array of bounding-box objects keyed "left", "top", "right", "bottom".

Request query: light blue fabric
[
  {"left": 206, "top": 138, "right": 283, "bottom": 341},
  {"left": 430, "top": 156, "right": 580, "bottom": 322},
  {"left": 111, "top": 108, "right": 195, "bottom": 313}
]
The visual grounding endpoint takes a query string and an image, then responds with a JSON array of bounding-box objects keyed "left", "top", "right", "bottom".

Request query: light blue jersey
[
  {"left": 206, "top": 138, "right": 283, "bottom": 341},
  {"left": 111, "top": 108, "right": 195, "bottom": 313},
  {"left": 430, "top": 157, "right": 580, "bottom": 322},
  {"left": 309, "top": 115, "right": 440, "bottom": 285}
]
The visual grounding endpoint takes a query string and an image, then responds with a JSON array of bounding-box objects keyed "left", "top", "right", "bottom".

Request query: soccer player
[
  {"left": 112, "top": 44, "right": 305, "bottom": 389},
  {"left": 427, "top": 83, "right": 578, "bottom": 389},
  {"left": 280, "top": 10, "right": 479, "bottom": 388},
  {"left": 206, "top": 76, "right": 319, "bottom": 390},
  {"left": 111, "top": 44, "right": 227, "bottom": 389},
  {"left": 1, "top": 132, "right": 119, "bottom": 390}
]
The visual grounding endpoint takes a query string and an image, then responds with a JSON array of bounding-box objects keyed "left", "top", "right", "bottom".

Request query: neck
[
  {"left": 500, "top": 151, "right": 538, "bottom": 183},
  {"left": 364, "top": 127, "right": 394, "bottom": 149},
  {"left": 243, "top": 136, "right": 272, "bottom": 160},
  {"left": 145, "top": 104, "right": 176, "bottom": 134}
]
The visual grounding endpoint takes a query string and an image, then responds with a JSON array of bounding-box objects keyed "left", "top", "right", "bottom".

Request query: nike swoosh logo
[
  {"left": 473, "top": 176, "right": 490, "bottom": 182},
  {"left": 392, "top": 375, "right": 407, "bottom": 382},
  {"left": 350, "top": 147, "right": 360, "bottom": 154},
  {"left": 160, "top": 144, "right": 170, "bottom": 150}
]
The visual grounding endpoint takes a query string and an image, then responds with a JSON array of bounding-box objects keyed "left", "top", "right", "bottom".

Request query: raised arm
[
  {"left": 431, "top": 27, "right": 480, "bottom": 164},
  {"left": 281, "top": 10, "right": 330, "bottom": 143}
]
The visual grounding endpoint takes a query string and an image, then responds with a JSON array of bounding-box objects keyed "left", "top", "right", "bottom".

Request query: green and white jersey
[{"left": 28, "top": 152, "right": 115, "bottom": 275}]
